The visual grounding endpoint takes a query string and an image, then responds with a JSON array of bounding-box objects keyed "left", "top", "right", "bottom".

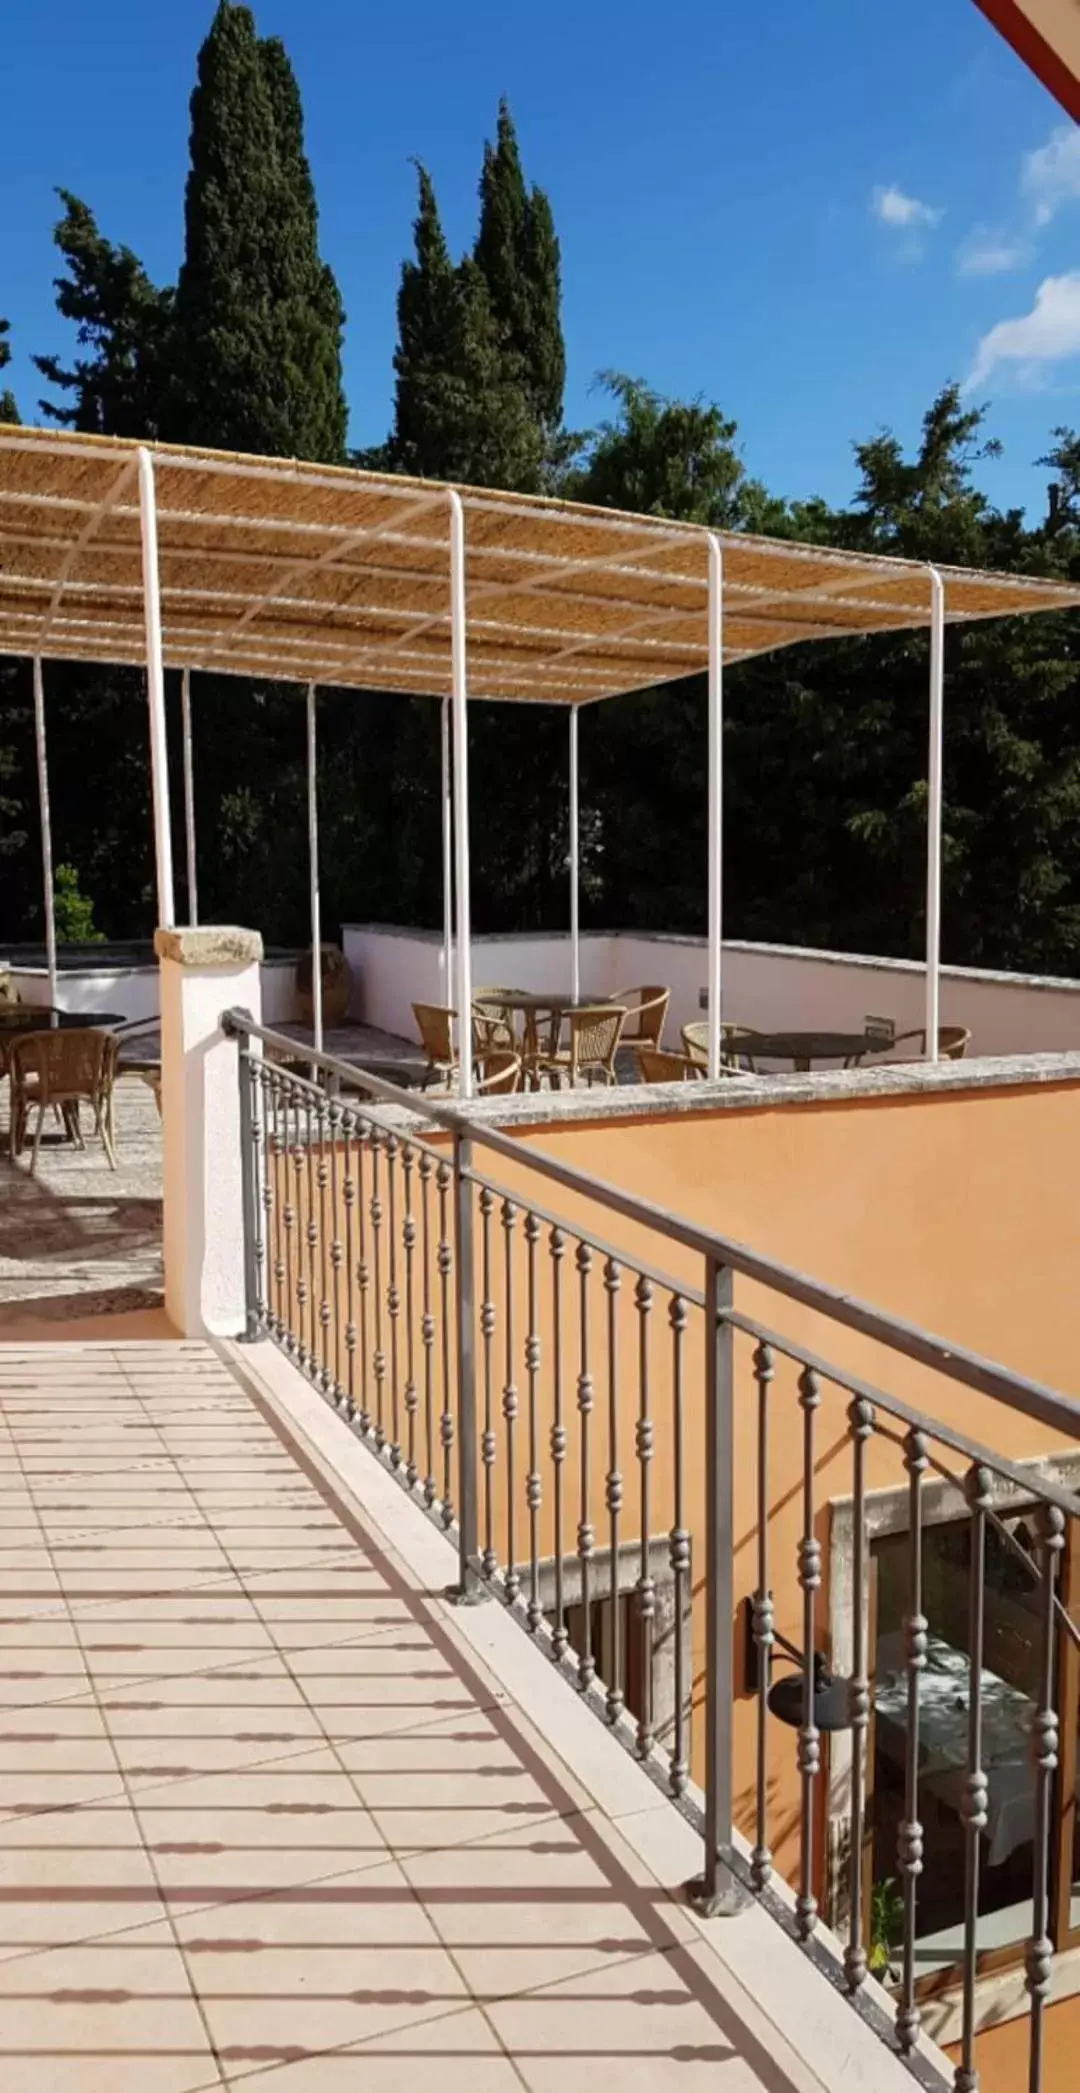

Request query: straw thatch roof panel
[{"left": 1, "top": 424, "right": 1078, "bottom": 702}]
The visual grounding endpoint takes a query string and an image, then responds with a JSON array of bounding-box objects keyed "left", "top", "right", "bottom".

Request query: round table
[
  {"left": 473, "top": 990, "right": 615, "bottom": 1080},
  {"left": 683, "top": 1022, "right": 887, "bottom": 1073}
]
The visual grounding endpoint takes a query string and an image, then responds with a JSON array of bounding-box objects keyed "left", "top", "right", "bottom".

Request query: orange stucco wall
[{"left": 947, "top": 1987, "right": 1080, "bottom": 2093}]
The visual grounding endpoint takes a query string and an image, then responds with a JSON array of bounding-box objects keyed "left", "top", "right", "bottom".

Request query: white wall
[
  {"left": 341, "top": 923, "right": 1080, "bottom": 1059},
  {"left": 8, "top": 957, "right": 299, "bottom": 1029}
]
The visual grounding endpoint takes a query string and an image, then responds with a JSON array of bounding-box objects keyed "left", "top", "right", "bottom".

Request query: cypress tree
[
  {"left": 392, "top": 164, "right": 542, "bottom": 489},
  {"left": 34, "top": 192, "right": 173, "bottom": 437},
  {"left": 0, "top": 320, "right": 18, "bottom": 423},
  {"left": 172, "top": 1, "right": 346, "bottom": 460},
  {"left": 474, "top": 99, "right": 565, "bottom": 435}
]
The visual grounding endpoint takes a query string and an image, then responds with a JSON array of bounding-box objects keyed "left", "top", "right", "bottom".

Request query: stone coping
[
  {"left": 340, "top": 1049, "right": 1080, "bottom": 1142},
  {"left": 154, "top": 926, "right": 264, "bottom": 968},
  {"left": 340, "top": 922, "right": 1080, "bottom": 996}
]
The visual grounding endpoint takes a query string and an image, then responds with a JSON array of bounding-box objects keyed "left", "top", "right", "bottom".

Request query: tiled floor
[{"left": 0, "top": 1338, "right": 817, "bottom": 2093}]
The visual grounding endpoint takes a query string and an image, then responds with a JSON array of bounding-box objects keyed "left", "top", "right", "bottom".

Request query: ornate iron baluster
[
  {"left": 1026, "top": 1501, "right": 1064, "bottom": 2093},
  {"left": 954, "top": 1463, "right": 990, "bottom": 2093},
  {"left": 285, "top": 1083, "right": 301, "bottom": 1361},
  {"left": 751, "top": 1340, "right": 775, "bottom": 1892},
  {"left": 436, "top": 1158, "right": 454, "bottom": 1527},
  {"left": 249, "top": 1056, "right": 266, "bottom": 1328},
  {"left": 370, "top": 1129, "right": 386, "bottom": 1449},
  {"left": 419, "top": 1150, "right": 436, "bottom": 1504},
  {"left": 668, "top": 1292, "right": 689, "bottom": 1796},
  {"left": 269, "top": 1067, "right": 286, "bottom": 1342},
  {"left": 356, "top": 1122, "right": 371, "bottom": 1433},
  {"left": 385, "top": 1133, "right": 402, "bottom": 1466},
  {"left": 550, "top": 1226, "right": 567, "bottom": 1660},
  {"left": 326, "top": 1098, "right": 343, "bottom": 1402},
  {"left": 341, "top": 1108, "right": 357, "bottom": 1419},
  {"left": 525, "top": 1212, "right": 543, "bottom": 1631},
  {"left": 634, "top": 1273, "right": 654, "bottom": 1760},
  {"left": 480, "top": 1186, "right": 496, "bottom": 1575},
  {"left": 576, "top": 1240, "right": 595, "bottom": 1691},
  {"left": 315, "top": 1093, "right": 331, "bottom": 1392},
  {"left": 896, "top": 1426, "right": 928, "bottom": 2054},
  {"left": 402, "top": 1142, "right": 418, "bottom": 1486},
  {"left": 844, "top": 1392, "right": 875, "bottom": 1984},
  {"left": 502, "top": 1198, "right": 520, "bottom": 1602},
  {"left": 604, "top": 1256, "right": 623, "bottom": 1724},
  {"left": 795, "top": 1365, "right": 821, "bottom": 1943},
  {"left": 304, "top": 1086, "right": 317, "bottom": 1372}
]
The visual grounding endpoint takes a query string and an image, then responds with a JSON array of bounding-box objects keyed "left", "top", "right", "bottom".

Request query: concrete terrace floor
[{"left": 0, "top": 1333, "right": 924, "bottom": 2093}]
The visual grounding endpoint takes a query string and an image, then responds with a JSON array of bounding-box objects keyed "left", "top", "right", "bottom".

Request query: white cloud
[
  {"left": 1021, "top": 125, "right": 1080, "bottom": 228},
  {"left": 966, "top": 271, "right": 1080, "bottom": 390},
  {"left": 955, "top": 226, "right": 1030, "bottom": 277},
  {"left": 872, "top": 184, "right": 942, "bottom": 231}
]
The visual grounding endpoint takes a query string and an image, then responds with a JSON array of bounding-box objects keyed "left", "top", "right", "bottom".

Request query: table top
[
  {"left": 0, "top": 1006, "right": 126, "bottom": 1032},
  {"left": 683, "top": 1021, "right": 885, "bottom": 1065},
  {"left": 474, "top": 989, "right": 612, "bottom": 1015}
]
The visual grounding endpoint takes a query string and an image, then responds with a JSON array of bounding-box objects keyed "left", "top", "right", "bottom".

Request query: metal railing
[{"left": 224, "top": 1010, "right": 1080, "bottom": 2091}]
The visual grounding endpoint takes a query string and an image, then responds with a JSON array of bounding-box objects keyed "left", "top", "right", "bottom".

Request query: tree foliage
[
  {"left": 34, "top": 193, "right": 173, "bottom": 437},
  {"left": 0, "top": 318, "right": 18, "bottom": 424}
]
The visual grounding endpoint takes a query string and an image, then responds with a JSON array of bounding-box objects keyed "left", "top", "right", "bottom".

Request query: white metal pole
[
  {"left": 706, "top": 534, "right": 724, "bottom": 1079},
  {"left": 440, "top": 695, "right": 454, "bottom": 1006},
  {"left": 180, "top": 666, "right": 198, "bottom": 926},
  {"left": 137, "top": 447, "right": 175, "bottom": 929},
  {"left": 449, "top": 491, "right": 473, "bottom": 1099},
  {"left": 32, "top": 657, "right": 58, "bottom": 1008},
  {"left": 569, "top": 706, "right": 581, "bottom": 1002},
  {"left": 306, "top": 683, "right": 323, "bottom": 1055},
  {"left": 925, "top": 567, "right": 945, "bottom": 1064}
]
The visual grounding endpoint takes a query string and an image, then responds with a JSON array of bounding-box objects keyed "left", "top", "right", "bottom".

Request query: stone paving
[{"left": 0, "top": 1336, "right": 827, "bottom": 2093}]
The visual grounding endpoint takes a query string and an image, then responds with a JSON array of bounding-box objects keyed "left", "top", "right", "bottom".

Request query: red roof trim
[{"left": 973, "top": 0, "right": 1080, "bottom": 123}]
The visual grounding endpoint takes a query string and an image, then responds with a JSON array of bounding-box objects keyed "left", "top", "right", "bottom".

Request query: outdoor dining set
[
  {"left": 0, "top": 986, "right": 160, "bottom": 1175},
  {"left": 411, "top": 987, "right": 973, "bottom": 1096}
]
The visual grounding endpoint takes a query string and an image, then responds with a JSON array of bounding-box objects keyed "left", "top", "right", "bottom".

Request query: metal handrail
[{"left": 223, "top": 1008, "right": 1080, "bottom": 1444}]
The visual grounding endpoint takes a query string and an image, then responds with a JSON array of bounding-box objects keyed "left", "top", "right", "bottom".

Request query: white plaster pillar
[{"left": 155, "top": 925, "right": 263, "bottom": 1338}]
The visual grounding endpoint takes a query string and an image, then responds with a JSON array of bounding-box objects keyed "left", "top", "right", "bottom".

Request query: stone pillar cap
[{"left": 154, "top": 926, "right": 264, "bottom": 968}]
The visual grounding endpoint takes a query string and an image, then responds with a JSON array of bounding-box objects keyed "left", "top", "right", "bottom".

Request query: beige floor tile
[
  {"left": 0, "top": 1841, "right": 166, "bottom": 1956},
  {"left": 137, "top": 1802, "right": 387, "bottom": 1857},
  {"left": 0, "top": 1803, "right": 145, "bottom": 1852},
  {"left": 197, "top": 1939, "right": 470, "bottom": 2063},
  {"left": 220, "top": 2007, "right": 520, "bottom": 2090},
  {"left": 0, "top": 1929, "right": 223, "bottom": 2090}
]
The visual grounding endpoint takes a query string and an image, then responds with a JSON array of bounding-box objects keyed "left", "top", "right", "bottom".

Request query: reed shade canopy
[
  {"left": 5, "top": 421, "right": 1080, "bottom": 1095},
  {"left": 2, "top": 424, "right": 1079, "bottom": 702}
]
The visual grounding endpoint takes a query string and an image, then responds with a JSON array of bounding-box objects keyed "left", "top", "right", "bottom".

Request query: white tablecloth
[{"left": 875, "top": 1631, "right": 1035, "bottom": 1867}]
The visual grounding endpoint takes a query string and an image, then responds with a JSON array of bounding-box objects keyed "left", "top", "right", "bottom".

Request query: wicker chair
[
  {"left": 890, "top": 1024, "right": 971, "bottom": 1062},
  {"left": 611, "top": 985, "right": 670, "bottom": 1047},
  {"left": 535, "top": 1005, "right": 627, "bottom": 1089},
  {"left": 475, "top": 1050, "right": 522, "bottom": 1095},
  {"left": 114, "top": 1015, "right": 162, "bottom": 1116},
  {"left": 9, "top": 1028, "right": 119, "bottom": 1174},
  {"left": 412, "top": 1003, "right": 457, "bottom": 1090},
  {"left": 682, "top": 1020, "right": 761, "bottom": 1071},
  {"left": 634, "top": 1044, "right": 706, "bottom": 1083},
  {"left": 472, "top": 988, "right": 518, "bottom": 1052}
]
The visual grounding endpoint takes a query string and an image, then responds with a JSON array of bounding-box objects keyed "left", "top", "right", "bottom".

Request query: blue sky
[{"left": 3, "top": 0, "right": 1079, "bottom": 520}]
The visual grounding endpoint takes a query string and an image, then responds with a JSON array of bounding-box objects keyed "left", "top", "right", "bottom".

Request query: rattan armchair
[
  {"left": 611, "top": 985, "right": 670, "bottom": 1047},
  {"left": 535, "top": 1005, "right": 627, "bottom": 1089},
  {"left": 9, "top": 1028, "right": 118, "bottom": 1174},
  {"left": 471, "top": 988, "right": 518, "bottom": 1053},
  {"left": 682, "top": 1020, "right": 761, "bottom": 1071},
  {"left": 412, "top": 1002, "right": 457, "bottom": 1090},
  {"left": 475, "top": 1050, "right": 522, "bottom": 1095},
  {"left": 890, "top": 1024, "right": 971, "bottom": 1062},
  {"left": 634, "top": 1044, "right": 706, "bottom": 1083}
]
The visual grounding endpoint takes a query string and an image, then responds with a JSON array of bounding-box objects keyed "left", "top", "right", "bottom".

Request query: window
[{"left": 868, "top": 1506, "right": 1076, "bottom": 1990}]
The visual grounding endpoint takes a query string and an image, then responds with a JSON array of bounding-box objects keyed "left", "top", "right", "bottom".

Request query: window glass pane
[{"left": 871, "top": 1510, "right": 1046, "bottom": 1984}]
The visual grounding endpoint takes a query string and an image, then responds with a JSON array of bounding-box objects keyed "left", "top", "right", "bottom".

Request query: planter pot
[{"left": 296, "top": 943, "right": 351, "bottom": 1028}]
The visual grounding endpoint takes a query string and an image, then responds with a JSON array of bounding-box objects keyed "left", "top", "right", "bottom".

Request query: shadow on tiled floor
[{"left": 0, "top": 1339, "right": 806, "bottom": 2092}]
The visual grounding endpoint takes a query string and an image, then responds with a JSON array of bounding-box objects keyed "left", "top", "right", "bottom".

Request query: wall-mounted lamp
[{"left": 741, "top": 1595, "right": 853, "bottom": 1733}]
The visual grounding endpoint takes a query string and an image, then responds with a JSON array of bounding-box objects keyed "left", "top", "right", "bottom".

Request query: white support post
[
  {"left": 32, "top": 657, "right": 58, "bottom": 1008},
  {"left": 306, "top": 683, "right": 323, "bottom": 1055},
  {"left": 925, "top": 568, "right": 945, "bottom": 1064},
  {"left": 440, "top": 695, "right": 454, "bottom": 1006},
  {"left": 180, "top": 666, "right": 198, "bottom": 927},
  {"left": 449, "top": 491, "right": 473, "bottom": 1099},
  {"left": 569, "top": 705, "right": 581, "bottom": 1003},
  {"left": 137, "top": 447, "right": 175, "bottom": 930},
  {"left": 706, "top": 534, "right": 724, "bottom": 1079}
]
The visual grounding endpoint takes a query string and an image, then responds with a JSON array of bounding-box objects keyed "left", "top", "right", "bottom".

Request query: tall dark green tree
[
  {"left": 0, "top": 319, "right": 18, "bottom": 423},
  {"left": 172, "top": 0, "right": 346, "bottom": 461},
  {"left": 34, "top": 194, "right": 173, "bottom": 437},
  {"left": 474, "top": 100, "right": 564, "bottom": 434},
  {"left": 391, "top": 163, "right": 543, "bottom": 488}
]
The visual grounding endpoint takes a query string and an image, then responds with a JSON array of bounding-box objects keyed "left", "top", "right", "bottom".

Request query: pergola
[{"left": 2, "top": 422, "right": 1079, "bottom": 1093}]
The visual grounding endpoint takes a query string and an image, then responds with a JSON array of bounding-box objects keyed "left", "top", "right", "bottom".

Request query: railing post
[
  {"left": 234, "top": 1010, "right": 263, "bottom": 1344},
  {"left": 690, "top": 1256, "right": 748, "bottom": 1915},
  {"left": 452, "top": 1129, "right": 485, "bottom": 1601}
]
